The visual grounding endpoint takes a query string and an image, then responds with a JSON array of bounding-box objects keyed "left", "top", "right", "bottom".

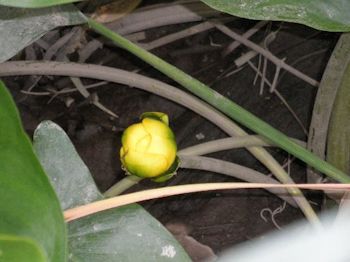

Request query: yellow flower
[{"left": 120, "top": 112, "right": 177, "bottom": 179}]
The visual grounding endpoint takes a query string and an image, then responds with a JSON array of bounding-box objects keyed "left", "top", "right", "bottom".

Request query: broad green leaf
[
  {"left": 0, "top": 0, "right": 82, "bottom": 8},
  {"left": 33, "top": 121, "right": 191, "bottom": 262},
  {"left": 0, "top": 234, "right": 46, "bottom": 262},
  {"left": 33, "top": 121, "right": 104, "bottom": 210},
  {"left": 0, "top": 81, "right": 66, "bottom": 261},
  {"left": 0, "top": 4, "right": 86, "bottom": 62},
  {"left": 68, "top": 205, "right": 191, "bottom": 262},
  {"left": 200, "top": 0, "right": 350, "bottom": 32}
]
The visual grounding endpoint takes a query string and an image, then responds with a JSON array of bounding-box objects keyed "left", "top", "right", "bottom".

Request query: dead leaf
[{"left": 91, "top": 0, "right": 141, "bottom": 24}]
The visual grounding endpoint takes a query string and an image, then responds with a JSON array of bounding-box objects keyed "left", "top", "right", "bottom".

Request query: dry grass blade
[{"left": 64, "top": 183, "right": 350, "bottom": 222}]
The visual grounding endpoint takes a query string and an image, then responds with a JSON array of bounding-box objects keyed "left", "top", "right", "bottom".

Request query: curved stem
[
  {"left": 64, "top": 182, "right": 348, "bottom": 224},
  {"left": 179, "top": 135, "right": 269, "bottom": 156},
  {"left": 0, "top": 61, "right": 317, "bottom": 223},
  {"left": 178, "top": 135, "right": 306, "bottom": 156},
  {"left": 103, "top": 175, "right": 143, "bottom": 197},
  {"left": 179, "top": 155, "right": 297, "bottom": 207},
  {"left": 102, "top": 153, "right": 299, "bottom": 206}
]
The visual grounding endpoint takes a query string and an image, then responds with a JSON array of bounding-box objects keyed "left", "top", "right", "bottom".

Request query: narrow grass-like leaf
[
  {"left": 327, "top": 57, "right": 350, "bottom": 174},
  {"left": 308, "top": 33, "right": 350, "bottom": 182}
]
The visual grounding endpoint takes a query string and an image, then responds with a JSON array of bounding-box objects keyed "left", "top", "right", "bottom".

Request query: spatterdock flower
[{"left": 120, "top": 112, "right": 178, "bottom": 180}]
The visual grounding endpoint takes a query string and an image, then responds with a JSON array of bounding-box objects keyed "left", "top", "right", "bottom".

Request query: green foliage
[
  {"left": 33, "top": 121, "right": 191, "bottom": 262},
  {"left": 0, "top": 0, "right": 81, "bottom": 8},
  {"left": 0, "top": 81, "right": 67, "bottom": 261},
  {"left": 0, "top": 234, "right": 46, "bottom": 262},
  {"left": 68, "top": 205, "right": 191, "bottom": 262},
  {"left": 33, "top": 121, "right": 104, "bottom": 210},
  {"left": 200, "top": 0, "right": 350, "bottom": 32},
  {"left": 327, "top": 34, "right": 350, "bottom": 174},
  {"left": 0, "top": 4, "right": 86, "bottom": 62}
]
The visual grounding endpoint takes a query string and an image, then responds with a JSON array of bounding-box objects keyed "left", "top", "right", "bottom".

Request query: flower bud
[{"left": 120, "top": 112, "right": 178, "bottom": 180}]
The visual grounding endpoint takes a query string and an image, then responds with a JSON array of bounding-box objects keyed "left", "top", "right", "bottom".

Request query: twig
[
  {"left": 247, "top": 61, "right": 308, "bottom": 135},
  {"left": 222, "top": 20, "right": 269, "bottom": 57},
  {"left": 277, "top": 48, "right": 328, "bottom": 86},
  {"left": 107, "top": 1, "right": 222, "bottom": 35},
  {"left": 21, "top": 81, "right": 108, "bottom": 96},
  {"left": 260, "top": 57, "right": 268, "bottom": 95},
  {"left": 140, "top": 18, "right": 233, "bottom": 51},
  {"left": 216, "top": 31, "right": 277, "bottom": 85},
  {"left": 254, "top": 54, "right": 262, "bottom": 85},
  {"left": 78, "top": 39, "right": 103, "bottom": 63},
  {"left": 44, "top": 28, "right": 79, "bottom": 61},
  {"left": 270, "top": 61, "right": 283, "bottom": 93},
  {"left": 64, "top": 182, "right": 350, "bottom": 222},
  {"left": 215, "top": 23, "right": 319, "bottom": 87},
  {"left": 70, "top": 76, "right": 118, "bottom": 118}
]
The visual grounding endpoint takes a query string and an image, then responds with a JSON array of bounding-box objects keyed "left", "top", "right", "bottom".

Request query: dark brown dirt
[{"left": 4, "top": 9, "right": 339, "bottom": 257}]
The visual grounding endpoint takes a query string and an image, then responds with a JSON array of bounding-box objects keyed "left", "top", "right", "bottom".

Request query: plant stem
[
  {"left": 102, "top": 153, "right": 298, "bottom": 205},
  {"left": 178, "top": 135, "right": 270, "bottom": 156},
  {"left": 104, "top": 175, "right": 143, "bottom": 197},
  {"left": 0, "top": 61, "right": 318, "bottom": 223},
  {"left": 179, "top": 155, "right": 297, "bottom": 206},
  {"left": 64, "top": 182, "right": 349, "bottom": 223},
  {"left": 87, "top": 18, "right": 350, "bottom": 184},
  {"left": 178, "top": 135, "right": 306, "bottom": 156}
]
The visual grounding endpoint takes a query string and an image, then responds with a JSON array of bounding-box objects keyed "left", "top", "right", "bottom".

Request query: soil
[{"left": 3, "top": 3, "right": 339, "bottom": 259}]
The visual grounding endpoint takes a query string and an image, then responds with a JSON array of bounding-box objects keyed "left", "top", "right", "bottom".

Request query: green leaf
[
  {"left": 307, "top": 33, "right": 350, "bottom": 182},
  {"left": 200, "top": 0, "right": 350, "bottom": 32},
  {"left": 0, "top": 234, "right": 46, "bottom": 262},
  {"left": 0, "top": 4, "right": 86, "bottom": 62},
  {"left": 68, "top": 205, "right": 191, "bottom": 262},
  {"left": 33, "top": 121, "right": 191, "bottom": 262},
  {"left": 327, "top": 34, "right": 350, "bottom": 174},
  {"left": 0, "top": 81, "right": 67, "bottom": 261},
  {"left": 33, "top": 121, "right": 104, "bottom": 210},
  {"left": 0, "top": 0, "right": 82, "bottom": 8}
]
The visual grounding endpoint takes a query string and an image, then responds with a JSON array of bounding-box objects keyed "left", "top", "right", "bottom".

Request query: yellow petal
[
  {"left": 141, "top": 112, "right": 169, "bottom": 125},
  {"left": 145, "top": 136, "right": 177, "bottom": 165},
  {"left": 120, "top": 147, "right": 125, "bottom": 157},
  {"left": 142, "top": 118, "right": 175, "bottom": 139},
  {"left": 123, "top": 150, "right": 168, "bottom": 178},
  {"left": 122, "top": 123, "right": 148, "bottom": 150},
  {"left": 135, "top": 134, "right": 152, "bottom": 153}
]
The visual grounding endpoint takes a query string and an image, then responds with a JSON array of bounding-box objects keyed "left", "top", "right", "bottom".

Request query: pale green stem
[{"left": 104, "top": 175, "right": 143, "bottom": 198}]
